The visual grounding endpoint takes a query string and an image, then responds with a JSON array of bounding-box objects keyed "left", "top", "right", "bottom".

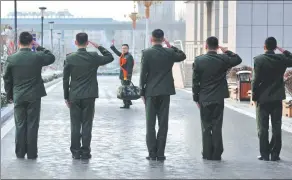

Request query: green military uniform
[
  {"left": 110, "top": 45, "right": 134, "bottom": 107},
  {"left": 3, "top": 46, "right": 55, "bottom": 159},
  {"left": 252, "top": 50, "right": 292, "bottom": 161},
  {"left": 63, "top": 46, "right": 114, "bottom": 159},
  {"left": 140, "top": 44, "right": 186, "bottom": 160},
  {"left": 192, "top": 51, "right": 242, "bottom": 160}
]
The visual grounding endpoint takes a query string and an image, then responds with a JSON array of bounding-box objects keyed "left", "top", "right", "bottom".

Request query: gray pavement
[{"left": 1, "top": 76, "right": 292, "bottom": 179}]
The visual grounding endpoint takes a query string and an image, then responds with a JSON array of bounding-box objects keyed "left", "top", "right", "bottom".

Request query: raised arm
[
  {"left": 110, "top": 45, "right": 122, "bottom": 57},
  {"left": 3, "top": 58, "right": 13, "bottom": 101},
  {"left": 36, "top": 45, "right": 55, "bottom": 66},
  {"left": 251, "top": 58, "right": 261, "bottom": 101},
  {"left": 63, "top": 59, "right": 71, "bottom": 101},
  {"left": 171, "top": 46, "right": 187, "bottom": 62},
  {"left": 277, "top": 47, "right": 292, "bottom": 67},
  {"left": 139, "top": 51, "right": 148, "bottom": 96},
  {"left": 219, "top": 46, "right": 242, "bottom": 68},
  {"left": 94, "top": 46, "right": 114, "bottom": 66},
  {"left": 192, "top": 59, "right": 200, "bottom": 102}
]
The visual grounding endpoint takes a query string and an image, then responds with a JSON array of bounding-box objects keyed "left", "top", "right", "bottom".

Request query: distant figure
[
  {"left": 63, "top": 33, "right": 114, "bottom": 160},
  {"left": 192, "top": 36, "right": 242, "bottom": 161},
  {"left": 110, "top": 41, "right": 134, "bottom": 109},
  {"left": 3, "top": 32, "right": 55, "bottom": 159},
  {"left": 139, "top": 29, "right": 186, "bottom": 161},
  {"left": 252, "top": 37, "right": 292, "bottom": 161}
]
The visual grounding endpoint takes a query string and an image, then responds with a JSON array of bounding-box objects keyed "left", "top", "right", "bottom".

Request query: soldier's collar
[
  {"left": 19, "top": 48, "right": 32, "bottom": 51},
  {"left": 265, "top": 50, "right": 275, "bottom": 54},
  {"left": 153, "top": 44, "right": 162, "bottom": 47},
  {"left": 77, "top": 48, "right": 87, "bottom": 52},
  {"left": 207, "top": 51, "right": 217, "bottom": 54}
]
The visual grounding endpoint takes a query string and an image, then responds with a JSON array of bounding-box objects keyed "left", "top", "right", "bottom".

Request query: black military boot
[{"left": 120, "top": 104, "right": 130, "bottom": 109}]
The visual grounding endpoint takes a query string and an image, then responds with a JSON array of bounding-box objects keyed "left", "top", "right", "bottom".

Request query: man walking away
[
  {"left": 63, "top": 33, "right": 114, "bottom": 160},
  {"left": 3, "top": 32, "right": 55, "bottom": 159},
  {"left": 110, "top": 42, "right": 134, "bottom": 109},
  {"left": 252, "top": 37, "right": 292, "bottom": 161},
  {"left": 192, "top": 36, "right": 242, "bottom": 161},
  {"left": 140, "top": 29, "right": 186, "bottom": 161}
]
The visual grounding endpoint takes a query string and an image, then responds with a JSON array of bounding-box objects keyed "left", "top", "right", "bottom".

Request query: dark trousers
[
  {"left": 145, "top": 95, "right": 170, "bottom": 157},
  {"left": 256, "top": 100, "right": 282, "bottom": 158},
  {"left": 121, "top": 80, "right": 132, "bottom": 106},
  {"left": 199, "top": 101, "right": 224, "bottom": 159},
  {"left": 14, "top": 99, "right": 41, "bottom": 158},
  {"left": 69, "top": 98, "right": 95, "bottom": 157}
]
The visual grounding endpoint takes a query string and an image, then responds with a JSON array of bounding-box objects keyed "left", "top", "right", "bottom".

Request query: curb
[{"left": 0, "top": 77, "right": 63, "bottom": 125}]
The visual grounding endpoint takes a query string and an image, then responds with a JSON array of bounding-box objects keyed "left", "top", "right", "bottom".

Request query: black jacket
[
  {"left": 192, "top": 50, "right": 242, "bottom": 103},
  {"left": 139, "top": 44, "right": 186, "bottom": 97},
  {"left": 252, "top": 50, "right": 292, "bottom": 103},
  {"left": 110, "top": 45, "right": 134, "bottom": 80}
]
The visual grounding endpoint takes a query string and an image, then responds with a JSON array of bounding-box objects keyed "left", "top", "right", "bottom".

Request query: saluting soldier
[
  {"left": 252, "top": 37, "right": 292, "bottom": 161},
  {"left": 3, "top": 32, "right": 55, "bottom": 159},
  {"left": 63, "top": 33, "right": 114, "bottom": 160},
  {"left": 140, "top": 29, "right": 186, "bottom": 161},
  {"left": 110, "top": 41, "right": 134, "bottom": 109},
  {"left": 192, "top": 36, "right": 242, "bottom": 161}
]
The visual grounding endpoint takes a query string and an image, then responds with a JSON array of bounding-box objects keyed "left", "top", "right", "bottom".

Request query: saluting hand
[
  {"left": 32, "top": 40, "right": 40, "bottom": 48},
  {"left": 276, "top": 46, "right": 285, "bottom": 53},
  {"left": 89, "top": 41, "right": 99, "bottom": 48},
  {"left": 164, "top": 38, "right": 171, "bottom": 48},
  {"left": 219, "top": 46, "right": 228, "bottom": 53}
]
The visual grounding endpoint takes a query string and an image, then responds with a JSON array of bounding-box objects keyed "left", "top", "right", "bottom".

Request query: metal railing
[{"left": 172, "top": 40, "right": 205, "bottom": 86}]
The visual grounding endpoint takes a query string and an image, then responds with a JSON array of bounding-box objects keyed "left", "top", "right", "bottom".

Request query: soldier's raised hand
[
  {"left": 89, "top": 41, "right": 99, "bottom": 48},
  {"left": 276, "top": 46, "right": 285, "bottom": 53},
  {"left": 219, "top": 46, "right": 228, "bottom": 53},
  {"left": 164, "top": 38, "right": 171, "bottom": 48},
  {"left": 32, "top": 40, "right": 40, "bottom": 48}
]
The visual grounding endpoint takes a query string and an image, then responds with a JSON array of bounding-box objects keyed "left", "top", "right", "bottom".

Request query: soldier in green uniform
[
  {"left": 63, "top": 33, "right": 114, "bottom": 160},
  {"left": 192, "top": 36, "right": 242, "bottom": 161},
  {"left": 252, "top": 37, "right": 292, "bottom": 161},
  {"left": 139, "top": 29, "right": 186, "bottom": 161},
  {"left": 110, "top": 42, "right": 134, "bottom": 109},
  {"left": 3, "top": 32, "right": 55, "bottom": 159}
]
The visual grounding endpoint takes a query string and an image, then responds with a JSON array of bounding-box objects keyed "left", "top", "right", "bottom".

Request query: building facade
[{"left": 185, "top": 1, "right": 292, "bottom": 66}]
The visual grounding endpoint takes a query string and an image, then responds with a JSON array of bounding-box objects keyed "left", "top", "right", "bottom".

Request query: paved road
[{"left": 1, "top": 76, "right": 292, "bottom": 179}]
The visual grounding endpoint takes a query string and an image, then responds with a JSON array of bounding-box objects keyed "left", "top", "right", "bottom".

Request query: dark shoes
[
  {"left": 257, "top": 155, "right": 270, "bottom": 161},
  {"left": 146, "top": 156, "right": 166, "bottom": 161},
  {"left": 120, "top": 105, "right": 130, "bottom": 109},
  {"left": 202, "top": 156, "right": 221, "bottom": 161},
  {"left": 271, "top": 155, "right": 280, "bottom": 161},
  {"left": 146, "top": 156, "right": 157, "bottom": 160},
  {"left": 72, "top": 153, "right": 92, "bottom": 160}
]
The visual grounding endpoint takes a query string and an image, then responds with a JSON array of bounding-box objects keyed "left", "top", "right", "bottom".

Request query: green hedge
[{"left": 1, "top": 72, "right": 63, "bottom": 108}]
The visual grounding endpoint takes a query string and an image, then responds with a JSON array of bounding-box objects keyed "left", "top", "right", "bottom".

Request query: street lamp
[
  {"left": 14, "top": 0, "right": 17, "bottom": 52},
  {"left": 137, "top": 1, "right": 162, "bottom": 48},
  {"left": 124, "top": 2, "right": 143, "bottom": 59},
  {"left": 57, "top": 32, "right": 61, "bottom": 59},
  {"left": 39, "top": 7, "right": 47, "bottom": 46},
  {"left": 48, "top": 21, "right": 54, "bottom": 51}
]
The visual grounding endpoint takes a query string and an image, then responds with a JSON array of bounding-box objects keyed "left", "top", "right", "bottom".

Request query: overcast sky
[{"left": 1, "top": 1, "right": 185, "bottom": 21}]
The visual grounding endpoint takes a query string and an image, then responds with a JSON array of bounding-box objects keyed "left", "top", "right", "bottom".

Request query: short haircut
[
  {"left": 206, "top": 36, "right": 218, "bottom": 50},
  {"left": 122, "top": 44, "right": 129, "bottom": 48},
  {"left": 265, "top": 37, "right": 277, "bottom": 51},
  {"left": 19, "top": 32, "right": 33, "bottom": 46},
  {"left": 152, "top": 29, "right": 164, "bottom": 42},
  {"left": 76, "top": 33, "right": 88, "bottom": 46}
]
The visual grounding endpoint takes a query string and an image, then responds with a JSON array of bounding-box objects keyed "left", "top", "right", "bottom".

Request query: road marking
[{"left": 1, "top": 81, "right": 62, "bottom": 139}]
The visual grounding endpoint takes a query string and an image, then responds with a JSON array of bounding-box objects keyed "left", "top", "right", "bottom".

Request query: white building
[{"left": 185, "top": 1, "right": 292, "bottom": 66}]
